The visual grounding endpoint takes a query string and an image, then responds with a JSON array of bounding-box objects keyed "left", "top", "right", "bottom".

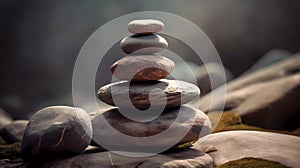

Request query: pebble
[
  {"left": 120, "top": 34, "right": 168, "bottom": 54},
  {"left": 21, "top": 106, "right": 92, "bottom": 162},
  {"left": 97, "top": 79, "right": 200, "bottom": 109},
  {"left": 128, "top": 19, "right": 164, "bottom": 34},
  {"left": 111, "top": 55, "right": 175, "bottom": 81}
]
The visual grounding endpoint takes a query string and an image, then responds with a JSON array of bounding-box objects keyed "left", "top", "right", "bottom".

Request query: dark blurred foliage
[{"left": 0, "top": 0, "right": 300, "bottom": 118}]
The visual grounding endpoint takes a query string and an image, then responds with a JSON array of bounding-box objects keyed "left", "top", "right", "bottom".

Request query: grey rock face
[
  {"left": 98, "top": 79, "right": 200, "bottom": 109},
  {"left": 21, "top": 106, "right": 92, "bottom": 162}
]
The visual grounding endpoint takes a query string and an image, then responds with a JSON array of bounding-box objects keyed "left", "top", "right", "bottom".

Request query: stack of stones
[{"left": 93, "top": 19, "right": 211, "bottom": 151}]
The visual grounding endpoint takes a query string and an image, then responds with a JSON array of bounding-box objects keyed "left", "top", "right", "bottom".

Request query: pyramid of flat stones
[{"left": 95, "top": 19, "right": 211, "bottom": 149}]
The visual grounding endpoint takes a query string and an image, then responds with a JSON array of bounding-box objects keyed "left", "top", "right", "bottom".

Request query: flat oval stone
[
  {"left": 21, "top": 106, "right": 92, "bottom": 162},
  {"left": 120, "top": 34, "right": 168, "bottom": 54},
  {"left": 128, "top": 19, "right": 164, "bottom": 34},
  {"left": 111, "top": 55, "right": 175, "bottom": 81},
  {"left": 97, "top": 79, "right": 200, "bottom": 109},
  {"left": 91, "top": 106, "right": 211, "bottom": 150}
]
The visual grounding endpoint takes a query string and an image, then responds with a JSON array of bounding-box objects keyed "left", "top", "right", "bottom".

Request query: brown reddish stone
[{"left": 111, "top": 55, "right": 175, "bottom": 81}]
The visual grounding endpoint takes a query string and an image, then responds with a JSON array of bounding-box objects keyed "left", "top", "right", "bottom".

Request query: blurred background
[{"left": 1, "top": 0, "right": 300, "bottom": 119}]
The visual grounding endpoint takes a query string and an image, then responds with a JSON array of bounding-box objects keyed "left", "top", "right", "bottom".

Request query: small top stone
[{"left": 128, "top": 19, "right": 164, "bottom": 34}]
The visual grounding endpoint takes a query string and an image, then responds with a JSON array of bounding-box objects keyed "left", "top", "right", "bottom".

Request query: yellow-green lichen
[
  {"left": 175, "top": 139, "right": 198, "bottom": 149},
  {"left": 217, "top": 157, "right": 290, "bottom": 168},
  {"left": 0, "top": 141, "right": 22, "bottom": 163}
]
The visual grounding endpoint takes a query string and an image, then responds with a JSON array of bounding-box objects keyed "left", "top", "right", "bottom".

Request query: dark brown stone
[
  {"left": 111, "top": 55, "right": 175, "bottom": 81},
  {"left": 21, "top": 106, "right": 92, "bottom": 162},
  {"left": 120, "top": 34, "right": 168, "bottom": 54},
  {"left": 98, "top": 79, "right": 200, "bottom": 109},
  {"left": 91, "top": 106, "right": 211, "bottom": 150}
]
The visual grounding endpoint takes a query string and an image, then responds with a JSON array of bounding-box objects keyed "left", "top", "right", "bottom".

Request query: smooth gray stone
[
  {"left": 91, "top": 106, "right": 211, "bottom": 150},
  {"left": 120, "top": 34, "right": 168, "bottom": 54},
  {"left": 128, "top": 19, "right": 164, "bottom": 34},
  {"left": 195, "top": 130, "right": 300, "bottom": 167},
  {"left": 200, "top": 55, "right": 300, "bottom": 130},
  {"left": 200, "top": 54, "right": 300, "bottom": 112},
  {"left": 98, "top": 79, "right": 200, "bottom": 109},
  {"left": 21, "top": 106, "right": 92, "bottom": 162}
]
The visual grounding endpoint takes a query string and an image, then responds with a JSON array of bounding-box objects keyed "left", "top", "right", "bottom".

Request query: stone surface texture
[
  {"left": 120, "top": 34, "right": 168, "bottom": 54},
  {"left": 21, "top": 106, "right": 92, "bottom": 162},
  {"left": 128, "top": 19, "right": 164, "bottom": 34},
  {"left": 98, "top": 79, "right": 200, "bottom": 109},
  {"left": 195, "top": 130, "right": 300, "bottom": 168},
  {"left": 91, "top": 106, "right": 211, "bottom": 149},
  {"left": 111, "top": 55, "right": 175, "bottom": 81}
]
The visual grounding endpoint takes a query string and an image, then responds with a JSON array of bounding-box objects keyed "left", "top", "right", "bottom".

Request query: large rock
[
  {"left": 44, "top": 147, "right": 214, "bottom": 168},
  {"left": 92, "top": 106, "right": 211, "bottom": 151},
  {"left": 111, "top": 55, "right": 175, "bottom": 81},
  {"left": 0, "top": 108, "right": 13, "bottom": 130},
  {"left": 200, "top": 55, "right": 300, "bottom": 131},
  {"left": 0, "top": 120, "right": 28, "bottom": 143},
  {"left": 21, "top": 106, "right": 92, "bottom": 162},
  {"left": 120, "top": 34, "right": 168, "bottom": 54},
  {"left": 194, "top": 130, "right": 300, "bottom": 168},
  {"left": 234, "top": 73, "right": 300, "bottom": 130},
  {"left": 200, "top": 54, "right": 300, "bottom": 112},
  {"left": 202, "top": 73, "right": 300, "bottom": 130},
  {"left": 98, "top": 79, "right": 200, "bottom": 109}
]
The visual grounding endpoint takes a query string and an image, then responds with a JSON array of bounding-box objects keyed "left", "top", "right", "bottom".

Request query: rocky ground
[{"left": 0, "top": 54, "right": 299, "bottom": 167}]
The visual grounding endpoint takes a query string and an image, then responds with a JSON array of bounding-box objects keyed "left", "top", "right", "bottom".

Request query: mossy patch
[
  {"left": 0, "top": 141, "right": 22, "bottom": 163},
  {"left": 217, "top": 157, "right": 290, "bottom": 168},
  {"left": 208, "top": 112, "right": 300, "bottom": 137}
]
